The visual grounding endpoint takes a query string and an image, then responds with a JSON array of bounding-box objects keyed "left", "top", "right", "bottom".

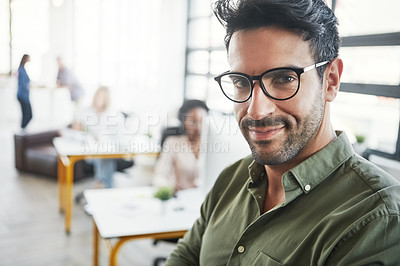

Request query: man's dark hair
[{"left": 212, "top": 0, "right": 340, "bottom": 78}]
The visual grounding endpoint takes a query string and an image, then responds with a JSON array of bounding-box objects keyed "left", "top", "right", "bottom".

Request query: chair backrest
[{"left": 160, "top": 126, "right": 184, "bottom": 149}]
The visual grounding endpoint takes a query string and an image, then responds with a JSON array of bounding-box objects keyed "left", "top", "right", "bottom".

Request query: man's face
[{"left": 228, "top": 27, "right": 325, "bottom": 165}]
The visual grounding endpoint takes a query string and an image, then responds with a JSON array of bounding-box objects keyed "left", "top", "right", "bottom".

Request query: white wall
[{"left": 36, "top": 0, "right": 187, "bottom": 132}]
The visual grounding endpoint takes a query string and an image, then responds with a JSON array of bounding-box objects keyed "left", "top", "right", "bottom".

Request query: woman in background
[
  {"left": 153, "top": 99, "right": 209, "bottom": 192},
  {"left": 73, "top": 86, "right": 133, "bottom": 203},
  {"left": 72, "top": 86, "right": 119, "bottom": 189},
  {"left": 17, "top": 54, "right": 32, "bottom": 130}
]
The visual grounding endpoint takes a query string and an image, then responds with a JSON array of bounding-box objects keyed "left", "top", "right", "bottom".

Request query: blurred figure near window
[
  {"left": 17, "top": 54, "right": 32, "bottom": 131},
  {"left": 56, "top": 57, "right": 85, "bottom": 107}
]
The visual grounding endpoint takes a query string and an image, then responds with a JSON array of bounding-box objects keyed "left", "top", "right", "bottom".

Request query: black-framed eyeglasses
[{"left": 214, "top": 61, "right": 330, "bottom": 103}]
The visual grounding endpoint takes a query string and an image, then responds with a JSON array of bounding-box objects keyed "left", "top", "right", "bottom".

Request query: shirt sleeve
[
  {"left": 153, "top": 137, "right": 176, "bottom": 188},
  {"left": 326, "top": 209, "right": 400, "bottom": 265},
  {"left": 166, "top": 189, "right": 212, "bottom": 266},
  {"left": 166, "top": 156, "right": 250, "bottom": 265}
]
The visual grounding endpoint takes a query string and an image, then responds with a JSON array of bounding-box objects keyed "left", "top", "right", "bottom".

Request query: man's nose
[{"left": 247, "top": 82, "right": 276, "bottom": 120}]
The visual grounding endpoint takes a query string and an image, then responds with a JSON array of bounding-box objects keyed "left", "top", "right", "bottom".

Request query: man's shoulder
[
  {"left": 220, "top": 155, "right": 253, "bottom": 175},
  {"left": 212, "top": 155, "right": 254, "bottom": 189},
  {"left": 201, "top": 155, "right": 254, "bottom": 212},
  {"left": 345, "top": 154, "right": 400, "bottom": 213},
  {"left": 346, "top": 154, "right": 400, "bottom": 188}
]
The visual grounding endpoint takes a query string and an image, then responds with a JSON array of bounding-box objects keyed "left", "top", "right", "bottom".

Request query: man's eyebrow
[{"left": 228, "top": 64, "right": 305, "bottom": 74}]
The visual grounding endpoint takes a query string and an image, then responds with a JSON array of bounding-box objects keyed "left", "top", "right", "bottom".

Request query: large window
[
  {"left": 0, "top": 0, "right": 49, "bottom": 80},
  {"left": 71, "top": 0, "right": 188, "bottom": 115},
  {"left": 184, "top": 0, "right": 400, "bottom": 161},
  {"left": 2, "top": 0, "right": 187, "bottom": 117},
  {"left": 184, "top": 0, "right": 230, "bottom": 112},
  {"left": 332, "top": 0, "right": 400, "bottom": 161},
  {"left": 0, "top": 0, "right": 10, "bottom": 74}
]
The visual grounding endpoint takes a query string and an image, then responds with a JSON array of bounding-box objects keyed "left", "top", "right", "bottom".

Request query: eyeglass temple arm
[{"left": 303, "top": 61, "right": 330, "bottom": 72}]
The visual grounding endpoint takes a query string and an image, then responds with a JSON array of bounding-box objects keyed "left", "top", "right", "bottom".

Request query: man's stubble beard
[{"left": 240, "top": 92, "right": 325, "bottom": 166}]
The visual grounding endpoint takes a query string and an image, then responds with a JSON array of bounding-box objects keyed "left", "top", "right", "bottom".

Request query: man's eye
[
  {"left": 232, "top": 78, "right": 249, "bottom": 88},
  {"left": 274, "top": 75, "right": 296, "bottom": 84}
]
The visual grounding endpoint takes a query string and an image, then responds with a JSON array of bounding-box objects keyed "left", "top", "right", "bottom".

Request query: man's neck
[
  {"left": 262, "top": 122, "right": 337, "bottom": 213},
  {"left": 263, "top": 167, "right": 286, "bottom": 213}
]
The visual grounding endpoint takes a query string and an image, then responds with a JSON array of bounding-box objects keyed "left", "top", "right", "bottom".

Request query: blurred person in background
[
  {"left": 17, "top": 54, "right": 32, "bottom": 131},
  {"left": 72, "top": 86, "right": 120, "bottom": 189},
  {"left": 72, "top": 86, "right": 133, "bottom": 203},
  {"left": 56, "top": 57, "right": 85, "bottom": 107},
  {"left": 153, "top": 99, "right": 209, "bottom": 192}
]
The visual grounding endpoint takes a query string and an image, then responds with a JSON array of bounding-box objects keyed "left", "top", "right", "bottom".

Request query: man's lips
[{"left": 248, "top": 126, "right": 285, "bottom": 141}]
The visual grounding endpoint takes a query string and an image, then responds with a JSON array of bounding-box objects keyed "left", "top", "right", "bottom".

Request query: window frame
[{"left": 339, "top": 32, "right": 400, "bottom": 161}]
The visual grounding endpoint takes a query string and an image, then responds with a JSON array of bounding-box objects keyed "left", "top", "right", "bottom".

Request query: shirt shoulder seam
[
  {"left": 345, "top": 157, "right": 399, "bottom": 214},
  {"left": 327, "top": 210, "right": 399, "bottom": 262}
]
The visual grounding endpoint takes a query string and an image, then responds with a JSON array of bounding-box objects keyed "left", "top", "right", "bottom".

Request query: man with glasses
[{"left": 167, "top": 0, "right": 400, "bottom": 265}]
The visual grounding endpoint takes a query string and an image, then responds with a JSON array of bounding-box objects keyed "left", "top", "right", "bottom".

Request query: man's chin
[
  {"left": 248, "top": 140, "right": 296, "bottom": 165},
  {"left": 249, "top": 139, "right": 278, "bottom": 154},
  {"left": 251, "top": 150, "right": 292, "bottom": 166}
]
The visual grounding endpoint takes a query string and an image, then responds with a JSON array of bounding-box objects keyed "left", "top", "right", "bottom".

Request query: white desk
[
  {"left": 84, "top": 187, "right": 203, "bottom": 266},
  {"left": 54, "top": 134, "right": 160, "bottom": 234}
]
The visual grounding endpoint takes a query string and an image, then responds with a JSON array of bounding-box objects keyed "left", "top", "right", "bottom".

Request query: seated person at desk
[
  {"left": 153, "top": 100, "right": 209, "bottom": 192},
  {"left": 72, "top": 86, "right": 122, "bottom": 189}
]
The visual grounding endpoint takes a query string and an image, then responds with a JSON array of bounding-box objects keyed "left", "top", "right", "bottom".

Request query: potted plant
[
  {"left": 154, "top": 186, "right": 174, "bottom": 214},
  {"left": 354, "top": 134, "right": 367, "bottom": 156}
]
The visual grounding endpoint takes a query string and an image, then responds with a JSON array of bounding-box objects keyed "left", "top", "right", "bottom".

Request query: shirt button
[
  {"left": 237, "top": 245, "right": 245, "bottom": 253},
  {"left": 304, "top": 184, "right": 311, "bottom": 191}
]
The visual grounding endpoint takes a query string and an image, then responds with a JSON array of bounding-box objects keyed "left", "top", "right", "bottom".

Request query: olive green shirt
[{"left": 167, "top": 132, "right": 400, "bottom": 265}]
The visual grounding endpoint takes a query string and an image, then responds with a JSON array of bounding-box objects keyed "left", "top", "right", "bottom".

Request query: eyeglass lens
[{"left": 220, "top": 69, "right": 299, "bottom": 102}]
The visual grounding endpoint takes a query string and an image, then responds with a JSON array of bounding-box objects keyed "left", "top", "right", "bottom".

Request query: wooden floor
[{"left": 0, "top": 129, "right": 176, "bottom": 266}]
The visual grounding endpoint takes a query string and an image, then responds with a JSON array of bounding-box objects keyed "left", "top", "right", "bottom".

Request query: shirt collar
[
  {"left": 287, "top": 131, "right": 354, "bottom": 194},
  {"left": 248, "top": 159, "right": 266, "bottom": 187},
  {"left": 247, "top": 131, "right": 355, "bottom": 194}
]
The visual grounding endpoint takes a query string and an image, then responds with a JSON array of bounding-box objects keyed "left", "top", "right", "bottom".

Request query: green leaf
[{"left": 154, "top": 186, "right": 174, "bottom": 201}]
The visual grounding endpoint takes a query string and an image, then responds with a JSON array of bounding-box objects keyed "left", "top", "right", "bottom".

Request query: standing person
[
  {"left": 153, "top": 100, "right": 209, "bottom": 192},
  {"left": 167, "top": 0, "right": 400, "bottom": 265},
  {"left": 56, "top": 57, "right": 84, "bottom": 106},
  {"left": 17, "top": 54, "right": 32, "bottom": 131}
]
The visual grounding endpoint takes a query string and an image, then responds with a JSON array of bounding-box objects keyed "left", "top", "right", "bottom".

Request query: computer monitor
[{"left": 199, "top": 113, "right": 251, "bottom": 195}]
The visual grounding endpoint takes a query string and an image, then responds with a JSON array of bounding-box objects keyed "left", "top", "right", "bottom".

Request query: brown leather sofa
[
  {"left": 14, "top": 130, "right": 134, "bottom": 180},
  {"left": 14, "top": 130, "right": 93, "bottom": 180}
]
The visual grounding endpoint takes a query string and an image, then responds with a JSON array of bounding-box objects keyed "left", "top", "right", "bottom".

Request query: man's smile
[{"left": 248, "top": 125, "right": 285, "bottom": 141}]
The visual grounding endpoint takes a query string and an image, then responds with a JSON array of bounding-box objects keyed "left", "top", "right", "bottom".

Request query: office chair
[{"left": 160, "top": 126, "right": 184, "bottom": 148}]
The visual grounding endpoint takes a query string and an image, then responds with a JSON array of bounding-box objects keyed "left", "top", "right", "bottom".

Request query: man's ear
[{"left": 324, "top": 58, "right": 343, "bottom": 102}]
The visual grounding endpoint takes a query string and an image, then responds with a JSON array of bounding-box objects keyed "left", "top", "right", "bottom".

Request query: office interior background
[{"left": 0, "top": 0, "right": 399, "bottom": 265}]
